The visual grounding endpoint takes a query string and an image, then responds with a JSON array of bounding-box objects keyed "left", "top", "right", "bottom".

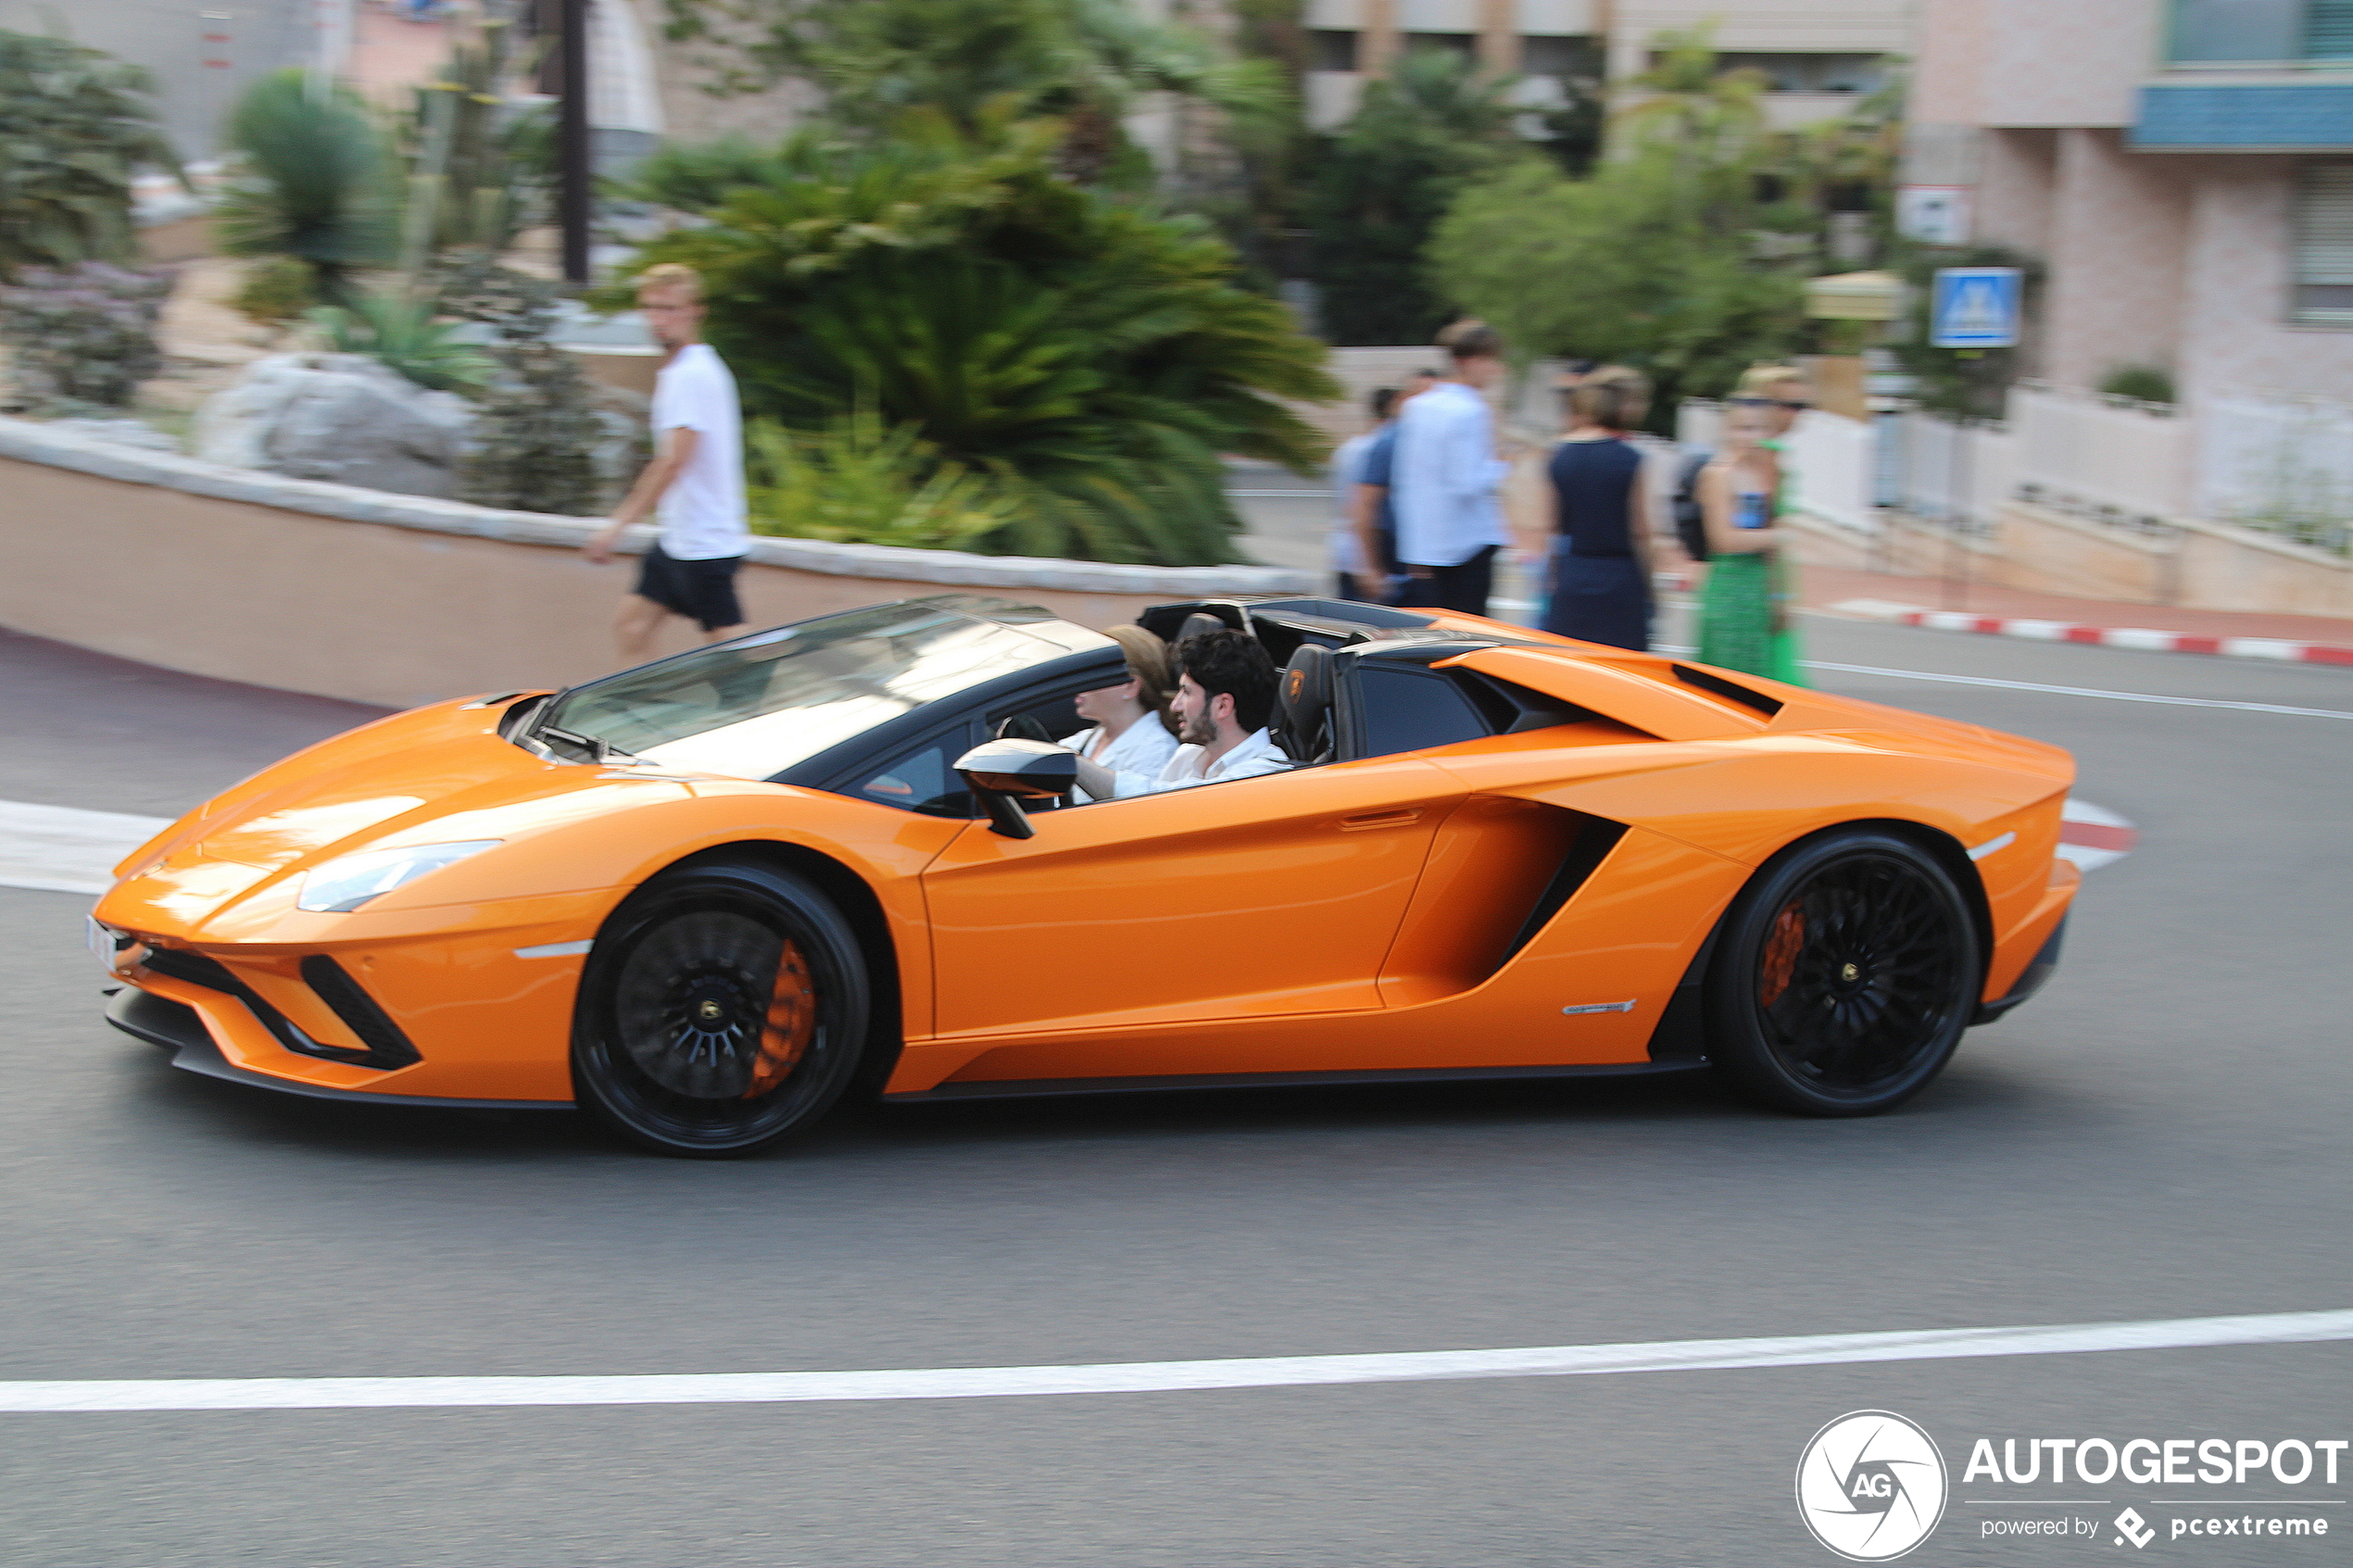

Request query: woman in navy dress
[{"left": 1541, "top": 367, "right": 1656, "bottom": 650}]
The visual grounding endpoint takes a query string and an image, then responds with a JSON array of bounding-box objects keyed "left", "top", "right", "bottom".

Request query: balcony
[{"left": 2140, "top": 2, "right": 2353, "bottom": 148}]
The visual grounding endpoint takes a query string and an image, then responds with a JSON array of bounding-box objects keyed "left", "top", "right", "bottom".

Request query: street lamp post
[{"left": 556, "top": 0, "right": 591, "bottom": 286}]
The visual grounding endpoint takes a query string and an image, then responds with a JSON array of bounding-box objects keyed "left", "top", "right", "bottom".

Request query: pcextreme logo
[{"left": 1796, "top": 1411, "right": 1951, "bottom": 1562}]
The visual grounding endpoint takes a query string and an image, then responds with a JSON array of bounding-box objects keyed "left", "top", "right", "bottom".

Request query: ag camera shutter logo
[{"left": 1796, "top": 1411, "right": 1949, "bottom": 1561}]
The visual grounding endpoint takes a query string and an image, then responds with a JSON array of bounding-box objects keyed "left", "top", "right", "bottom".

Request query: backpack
[{"left": 1671, "top": 450, "right": 1712, "bottom": 562}]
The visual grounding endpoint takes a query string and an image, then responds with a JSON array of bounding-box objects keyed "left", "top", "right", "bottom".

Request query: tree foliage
[
  {"left": 0, "top": 30, "right": 180, "bottom": 280},
  {"left": 615, "top": 118, "right": 1336, "bottom": 564},
  {"left": 214, "top": 69, "right": 399, "bottom": 303},
  {"left": 435, "top": 255, "right": 610, "bottom": 514},
  {"left": 1306, "top": 47, "right": 1529, "bottom": 346},
  {"left": 1427, "top": 28, "right": 1907, "bottom": 420},
  {"left": 1429, "top": 150, "right": 1806, "bottom": 420},
  {"left": 661, "top": 0, "right": 1281, "bottom": 188}
]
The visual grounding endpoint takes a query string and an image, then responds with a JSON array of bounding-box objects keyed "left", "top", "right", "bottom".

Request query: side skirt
[
  {"left": 884, "top": 1059, "right": 1706, "bottom": 1105},
  {"left": 107, "top": 988, "right": 574, "bottom": 1112}
]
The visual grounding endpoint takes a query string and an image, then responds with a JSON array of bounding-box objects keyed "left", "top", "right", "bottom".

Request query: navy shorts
[{"left": 635, "top": 544, "right": 745, "bottom": 632}]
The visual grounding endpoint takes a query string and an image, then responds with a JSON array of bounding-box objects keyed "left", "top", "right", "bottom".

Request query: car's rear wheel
[
  {"left": 1705, "top": 829, "right": 1980, "bottom": 1117},
  {"left": 573, "top": 862, "right": 872, "bottom": 1158}
]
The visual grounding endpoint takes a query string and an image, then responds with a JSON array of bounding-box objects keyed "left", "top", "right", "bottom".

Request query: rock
[
  {"left": 45, "top": 417, "right": 181, "bottom": 453},
  {"left": 195, "top": 353, "right": 475, "bottom": 498}
]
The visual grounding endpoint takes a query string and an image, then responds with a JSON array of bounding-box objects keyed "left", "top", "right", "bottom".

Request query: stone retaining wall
[
  {"left": 0, "top": 418, "right": 1308, "bottom": 709},
  {"left": 1784, "top": 499, "right": 2353, "bottom": 619}
]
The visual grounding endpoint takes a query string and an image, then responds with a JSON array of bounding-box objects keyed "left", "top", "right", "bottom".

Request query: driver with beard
[{"left": 1071, "top": 629, "right": 1290, "bottom": 799}]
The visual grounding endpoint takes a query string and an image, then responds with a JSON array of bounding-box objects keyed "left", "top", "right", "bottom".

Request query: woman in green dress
[{"left": 1694, "top": 402, "right": 1806, "bottom": 684}]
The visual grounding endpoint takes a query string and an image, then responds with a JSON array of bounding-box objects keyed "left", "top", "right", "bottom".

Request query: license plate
[{"left": 86, "top": 915, "right": 126, "bottom": 972}]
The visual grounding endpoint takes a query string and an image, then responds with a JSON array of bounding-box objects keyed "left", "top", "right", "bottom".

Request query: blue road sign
[{"left": 1930, "top": 267, "right": 2022, "bottom": 349}]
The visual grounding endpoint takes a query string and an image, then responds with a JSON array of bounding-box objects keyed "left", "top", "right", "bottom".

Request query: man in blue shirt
[
  {"left": 1392, "top": 325, "right": 1513, "bottom": 616},
  {"left": 1346, "top": 368, "right": 1440, "bottom": 605}
]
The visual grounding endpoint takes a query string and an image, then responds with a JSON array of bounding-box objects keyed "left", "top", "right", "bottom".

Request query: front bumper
[
  {"left": 108, "top": 987, "right": 573, "bottom": 1111},
  {"left": 1971, "top": 914, "right": 2068, "bottom": 1026}
]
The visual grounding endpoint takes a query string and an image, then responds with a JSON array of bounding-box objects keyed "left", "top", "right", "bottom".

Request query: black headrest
[
  {"left": 1274, "top": 644, "right": 1332, "bottom": 764},
  {"left": 1173, "top": 612, "right": 1227, "bottom": 648}
]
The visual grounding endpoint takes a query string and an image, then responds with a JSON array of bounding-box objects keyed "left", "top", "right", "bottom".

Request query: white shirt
[
  {"left": 649, "top": 343, "right": 748, "bottom": 559},
  {"left": 1327, "top": 432, "right": 1376, "bottom": 574},
  {"left": 1063, "top": 719, "right": 1181, "bottom": 802},
  {"left": 1112, "top": 727, "right": 1290, "bottom": 797},
  {"left": 1391, "top": 381, "right": 1511, "bottom": 568}
]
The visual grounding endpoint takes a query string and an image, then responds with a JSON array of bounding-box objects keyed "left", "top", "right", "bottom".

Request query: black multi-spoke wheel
[
  {"left": 573, "top": 862, "right": 873, "bottom": 1157},
  {"left": 1706, "top": 830, "right": 1981, "bottom": 1116}
]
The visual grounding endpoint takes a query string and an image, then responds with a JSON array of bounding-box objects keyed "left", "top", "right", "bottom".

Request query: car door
[{"left": 919, "top": 753, "right": 1466, "bottom": 1065}]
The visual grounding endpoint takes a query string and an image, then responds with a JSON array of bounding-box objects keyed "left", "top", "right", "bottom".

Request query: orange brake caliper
[
  {"left": 746, "top": 939, "right": 816, "bottom": 1098},
  {"left": 1758, "top": 903, "right": 1806, "bottom": 1010}
]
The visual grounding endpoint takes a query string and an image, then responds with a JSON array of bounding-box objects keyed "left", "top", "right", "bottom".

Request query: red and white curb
[
  {"left": 1828, "top": 599, "right": 2353, "bottom": 667},
  {"left": 2058, "top": 798, "right": 2137, "bottom": 873}
]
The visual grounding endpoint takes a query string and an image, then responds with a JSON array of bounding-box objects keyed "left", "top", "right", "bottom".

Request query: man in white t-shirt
[
  {"left": 1072, "top": 629, "right": 1290, "bottom": 799},
  {"left": 585, "top": 263, "right": 749, "bottom": 662}
]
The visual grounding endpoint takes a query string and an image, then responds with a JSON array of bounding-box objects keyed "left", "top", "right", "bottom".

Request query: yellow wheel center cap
[
  {"left": 698, "top": 999, "right": 725, "bottom": 1022},
  {"left": 1840, "top": 962, "right": 1860, "bottom": 983}
]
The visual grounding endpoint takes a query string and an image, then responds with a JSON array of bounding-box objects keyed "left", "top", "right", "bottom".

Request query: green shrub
[
  {"left": 0, "top": 31, "right": 180, "bottom": 279},
  {"left": 0, "top": 262, "right": 171, "bottom": 409},
  {"left": 215, "top": 69, "right": 397, "bottom": 303},
  {"left": 613, "top": 121, "right": 1335, "bottom": 566},
  {"left": 2099, "top": 364, "right": 2175, "bottom": 406},
  {"left": 306, "top": 291, "right": 493, "bottom": 396},
  {"left": 748, "top": 408, "right": 1022, "bottom": 550},
  {"left": 231, "top": 255, "right": 317, "bottom": 326},
  {"left": 435, "top": 255, "right": 607, "bottom": 514}
]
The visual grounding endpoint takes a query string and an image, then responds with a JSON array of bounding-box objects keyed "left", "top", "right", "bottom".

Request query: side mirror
[{"left": 952, "top": 738, "right": 1079, "bottom": 839}]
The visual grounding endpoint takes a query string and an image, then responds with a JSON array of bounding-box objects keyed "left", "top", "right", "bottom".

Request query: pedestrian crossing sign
[{"left": 1930, "top": 267, "right": 2022, "bottom": 348}]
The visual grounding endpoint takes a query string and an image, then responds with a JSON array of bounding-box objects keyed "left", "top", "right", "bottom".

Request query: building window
[
  {"left": 1403, "top": 32, "right": 1476, "bottom": 63},
  {"left": 1308, "top": 29, "right": 1359, "bottom": 72},
  {"left": 2169, "top": 0, "right": 2353, "bottom": 64},
  {"left": 2293, "top": 165, "right": 2353, "bottom": 324},
  {"left": 1519, "top": 34, "right": 1597, "bottom": 80},
  {"left": 1713, "top": 52, "right": 1885, "bottom": 94}
]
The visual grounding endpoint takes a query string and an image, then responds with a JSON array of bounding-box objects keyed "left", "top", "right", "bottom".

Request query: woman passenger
[
  {"left": 1541, "top": 366, "right": 1656, "bottom": 651},
  {"left": 1063, "top": 624, "right": 1182, "bottom": 801},
  {"left": 1694, "top": 401, "right": 1806, "bottom": 684}
]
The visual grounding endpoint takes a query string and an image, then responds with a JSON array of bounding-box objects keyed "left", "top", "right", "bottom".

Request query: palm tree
[{"left": 213, "top": 69, "right": 398, "bottom": 304}]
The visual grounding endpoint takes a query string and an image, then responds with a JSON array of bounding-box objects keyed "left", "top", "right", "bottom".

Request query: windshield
[{"left": 537, "top": 600, "right": 1106, "bottom": 780}]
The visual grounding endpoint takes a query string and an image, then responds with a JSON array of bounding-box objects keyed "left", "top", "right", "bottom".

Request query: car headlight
[{"left": 297, "top": 840, "right": 502, "bottom": 913}]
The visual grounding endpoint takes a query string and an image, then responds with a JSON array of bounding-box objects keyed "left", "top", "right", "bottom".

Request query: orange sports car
[{"left": 92, "top": 595, "right": 2076, "bottom": 1156}]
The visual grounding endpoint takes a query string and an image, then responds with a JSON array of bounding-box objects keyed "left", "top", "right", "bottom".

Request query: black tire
[
  {"left": 1705, "top": 829, "right": 1981, "bottom": 1117},
  {"left": 573, "top": 862, "right": 874, "bottom": 1158}
]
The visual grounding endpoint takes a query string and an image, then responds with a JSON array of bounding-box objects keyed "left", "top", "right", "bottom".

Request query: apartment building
[
  {"left": 1908, "top": 0, "right": 2353, "bottom": 408},
  {"left": 1301, "top": 0, "right": 1917, "bottom": 131}
]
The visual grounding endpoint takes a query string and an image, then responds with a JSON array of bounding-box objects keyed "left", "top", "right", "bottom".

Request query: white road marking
[
  {"left": 2, "top": 1309, "right": 2346, "bottom": 1414},
  {"left": 0, "top": 800, "right": 170, "bottom": 897},
  {"left": 1806, "top": 660, "right": 2353, "bottom": 721}
]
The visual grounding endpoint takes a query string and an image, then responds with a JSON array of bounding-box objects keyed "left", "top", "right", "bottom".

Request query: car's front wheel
[
  {"left": 1705, "top": 829, "right": 1981, "bottom": 1117},
  {"left": 573, "top": 861, "right": 873, "bottom": 1157}
]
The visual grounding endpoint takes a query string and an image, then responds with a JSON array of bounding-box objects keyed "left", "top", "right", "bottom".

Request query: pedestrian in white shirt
[
  {"left": 1072, "top": 630, "right": 1290, "bottom": 799},
  {"left": 1391, "top": 323, "right": 1513, "bottom": 617},
  {"left": 585, "top": 263, "right": 749, "bottom": 663},
  {"left": 1061, "top": 625, "right": 1182, "bottom": 801}
]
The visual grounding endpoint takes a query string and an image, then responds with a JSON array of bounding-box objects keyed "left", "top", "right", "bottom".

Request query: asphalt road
[{"left": 0, "top": 619, "right": 2347, "bottom": 1566}]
